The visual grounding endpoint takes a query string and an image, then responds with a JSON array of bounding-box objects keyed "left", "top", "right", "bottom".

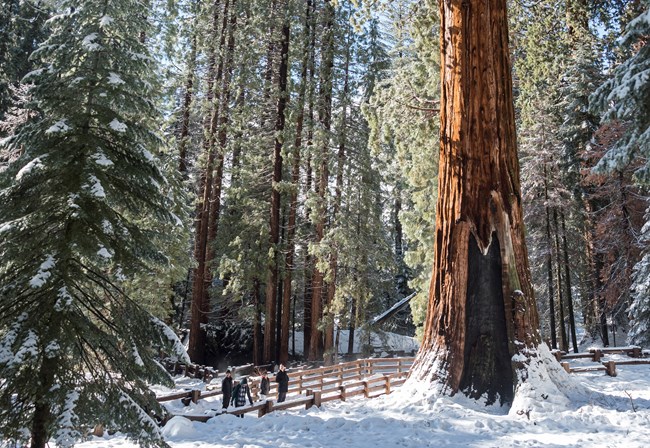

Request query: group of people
[{"left": 220, "top": 363, "right": 290, "bottom": 417}]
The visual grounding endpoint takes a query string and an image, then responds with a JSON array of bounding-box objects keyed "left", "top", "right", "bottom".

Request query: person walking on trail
[
  {"left": 260, "top": 371, "right": 270, "bottom": 401},
  {"left": 231, "top": 377, "right": 253, "bottom": 418},
  {"left": 275, "top": 363, "right": 289, "bottom": 403},
  {"left": 221, "top": 370, "right": 233, "bottom": 409}
]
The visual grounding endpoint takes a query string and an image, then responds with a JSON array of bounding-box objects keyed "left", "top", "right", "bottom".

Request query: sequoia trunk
[{"left": 410, "top": 0, "right": 540, "bottom": 406}]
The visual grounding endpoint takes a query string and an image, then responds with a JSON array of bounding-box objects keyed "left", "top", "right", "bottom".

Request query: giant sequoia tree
[{"left": 410, "top": 0, "right": 545, "bottom": 406}]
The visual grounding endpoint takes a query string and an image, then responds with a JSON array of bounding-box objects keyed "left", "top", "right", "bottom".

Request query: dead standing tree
[{"left": 410, "top": 0, "right": 545, "bottom": 406}]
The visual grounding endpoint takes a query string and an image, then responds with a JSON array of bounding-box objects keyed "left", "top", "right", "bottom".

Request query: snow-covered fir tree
[
  {"left": 629, "top": 207, "right": 650, "bottom": 347},
  {"left": 590, "top": 4, "right": 650, "bottom": 181},
  {"left": 590, "top": 2, "right": 650, "bottom": 348},
  {"left": 0, "top": 1, "right": 189, "bottom": 447}
]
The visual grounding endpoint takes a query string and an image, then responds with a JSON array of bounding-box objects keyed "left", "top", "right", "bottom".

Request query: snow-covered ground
[{"left": 79, "top": 352, "right": 650, "bottom": 448}]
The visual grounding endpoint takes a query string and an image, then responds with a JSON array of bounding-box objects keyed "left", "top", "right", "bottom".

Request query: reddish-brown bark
[
  {"left": 308, "top": 0, "right": 335, "bottom": 361},
  {"left": 263, "top": 5, "right": 291, "bottom": 364},
  {"left": 188, "top": 0, "right": 225, "bottom": 364},
  {"left": 411, "top": 0, "right": 540, "bottom": 405},
  {"left": 188, "top": 0, "right": 233, "bottom": 364},
  {"left": 279, "top": 0, "right": 313, "bottom": 365}
]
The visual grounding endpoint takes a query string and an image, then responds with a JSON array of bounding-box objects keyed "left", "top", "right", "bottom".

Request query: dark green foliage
[
  {"left": 0, "top": 0, "right": 189, "bottom": 445},
  {"left": 0, "top": 0, "right": 49, "bottom": 127},
  {"left": 590, "top": 4, "right": 650, "bottom": 182}
]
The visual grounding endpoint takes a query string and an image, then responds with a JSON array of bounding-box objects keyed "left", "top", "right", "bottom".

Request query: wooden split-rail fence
[
  {"left": 552, "top": 345, "right": 650, "bottom": 377},
  {"left": 157, "top": 357, "right": 414, "bottom": 422}
]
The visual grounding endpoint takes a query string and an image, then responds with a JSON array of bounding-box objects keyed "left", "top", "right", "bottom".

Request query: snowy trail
[{"left": 78, "top": 363, "right": 650, "bottom": 448}]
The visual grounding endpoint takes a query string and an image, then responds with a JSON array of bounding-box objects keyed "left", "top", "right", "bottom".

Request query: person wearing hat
[
  {"left": 221, "top": 370, "right": 233, "bottom": 409},
  {"left": 231, "top": 377, "right": 253, "bottom": 418}
]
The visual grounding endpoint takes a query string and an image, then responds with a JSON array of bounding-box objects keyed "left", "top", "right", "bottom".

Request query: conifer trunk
[
  {"left": 280, "top": 0, "right": 313, "bottom": 364},
  {"left": 581, "top": 197, "right": 603, "bottom": 339},
  {"left": 309, "top": 0, "right": 335, "bottom": 362},
  {"left": 253, "top": 279, "right": 263, "bottom": 366},
  {"left": 178, "top": 31, "right": 197, "bottom": 175},
  {"left": 188, "top": 0, "right": 224, "bottom": 363},
  {"left": 30, "top": 362, "right": 55, "bottom": 448},
  {"left": 553, "top": 208, "right": 568, "bottom": 351},
  {"left": 411, "top": 0, "right": 540, "bottom": 406},
  {"left": 323, "top": 15, "right": 351, "bottom": 365},
  {"left": 543, "top": 165, "right": 557, "bottom": 348},
  {"left": 264, "top": 4, "right": 290, "bottom": 364},
  {"left": 560, "top": 211, "right": 578, "bottom": 352},
  {"left": 206, "top": 0, "right": 236, "bottom": 282},
  {"left": 302, "top": 0, "right": 317, "bottom": 358}
]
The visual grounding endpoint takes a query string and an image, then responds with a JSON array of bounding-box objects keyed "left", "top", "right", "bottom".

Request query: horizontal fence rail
[
  {"left": 552, "top": 345, "right": 649, "bottom": 377},
  {"left": 159, "top": 357, "right": 414, "bottom": 423}
]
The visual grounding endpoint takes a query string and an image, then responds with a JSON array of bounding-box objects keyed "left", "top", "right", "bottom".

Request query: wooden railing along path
[
  {"left": 158, "top": 357, "right": 414, "bottom": 422},
  {"left": 552, "top": 345, "right": 650, "bottom": 377}
]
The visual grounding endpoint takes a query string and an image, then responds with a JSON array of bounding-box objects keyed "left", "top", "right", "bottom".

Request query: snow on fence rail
[
  {"left": 158, "top": 357, "right": 414, "bottom": 423},
  {"left": 551, "top": 345, "right": 650, "bottom": 377}
]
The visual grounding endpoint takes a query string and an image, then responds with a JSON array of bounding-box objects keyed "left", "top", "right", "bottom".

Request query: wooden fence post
[
  {"left": 259, "top": 399, "right": 274, "bottom": 417},
  {"left": 592, "top": 349, "right": 603, "bottom": 362},
  {"left": 560, "top": 362, "right": 571, "bottom": 374},
  {"left": 604, "top": 361, "right": 617, "bottom": 377},
  {"left": 340, "top": 385, "right": 346, "bottom": 402},
  {"left": 384, "top": 376, "right": 391, "bottom": 395},
  {"left": 362, "top": 380, "right": 369, "bottom": 398},
  {"left": 191, "top": 389, "right": 201, "bottom": 403},
  {"left": 313, "top": 391, "right": 322, "bottom": 407}
]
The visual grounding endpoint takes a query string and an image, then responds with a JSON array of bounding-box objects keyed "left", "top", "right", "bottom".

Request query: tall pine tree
[{"left": 0, "top": 1, "right": 189, "bottom": 446}]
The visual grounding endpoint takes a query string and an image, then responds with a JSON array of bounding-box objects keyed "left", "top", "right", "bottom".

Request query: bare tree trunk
[{"left": 411, "top": 0, "right": 540, "bottom": 406}]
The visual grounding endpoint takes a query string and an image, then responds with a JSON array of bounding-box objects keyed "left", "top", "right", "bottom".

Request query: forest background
[{"left": 0, "top": 0, "right": 648, "bottom": 378}]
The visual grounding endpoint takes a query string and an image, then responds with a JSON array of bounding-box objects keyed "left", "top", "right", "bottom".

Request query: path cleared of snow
[{"left": 78, "top": 360, "right": 650, "bottom": 448}]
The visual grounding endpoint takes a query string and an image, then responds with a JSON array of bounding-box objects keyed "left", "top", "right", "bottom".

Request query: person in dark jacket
[
  {"left": 231, "top": 377, "right": 253, "bottom": 418},
  {"left": 221, "top": 370, "right": 233, "bottom": 409},
  {"left": 275, "top": 363, "right": 289, "bottom": 402},
  {"left": 260, "top": 371, "right": 270, "bottom": 400}
]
